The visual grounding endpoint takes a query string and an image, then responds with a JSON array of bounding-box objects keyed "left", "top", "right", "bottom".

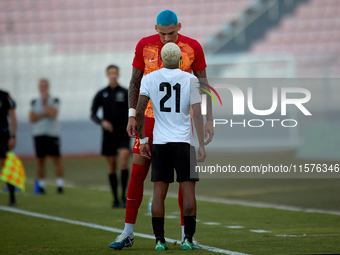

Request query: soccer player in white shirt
[{"left": 136, "top": 43, "right": 206, "bottom": 250}]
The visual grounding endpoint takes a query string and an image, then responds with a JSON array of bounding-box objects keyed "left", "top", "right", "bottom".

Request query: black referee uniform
[
  {"left": 91, "top": 85, "right": 130, "bottom": 155},
  {"left": 91, "top": 84, "right": 130, "bottom": 207},
  {"left": 0, "top": 90, "right": 16, "bottom": 205}
]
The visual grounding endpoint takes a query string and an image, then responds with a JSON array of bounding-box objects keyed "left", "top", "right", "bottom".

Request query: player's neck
[
  {"left": 109, "top": 82, "right": 118, "bottom": 89},
  {"left": 163, "top": 65, "right": 178, "bottom": 70},
  {"left": 172, "top": 33, "right": 179, "bottom": 44},
  {"left": 40, "top": 94, "right": 49, "bottom": 100}
]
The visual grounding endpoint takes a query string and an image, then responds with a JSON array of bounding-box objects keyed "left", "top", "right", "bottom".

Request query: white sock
[
  {"left": 56, "top": 178, "right": 64, "bottom": 187},
  {"left": 181, "top": 225, "right": 185, "bottom": 241},
  {"left": 38, "top": 179, "right": 46, "bottom": 188},
  {"left": 122, "top": 223, "right": 135, "bottom": 239}
]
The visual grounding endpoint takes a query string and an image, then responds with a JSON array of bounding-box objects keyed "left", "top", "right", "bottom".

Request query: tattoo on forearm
[
  {"left": 137, "top": 116, "right": 144, "bottom": 136},
  {"left": 193, "top": 69, "right": 206, "bottom": 80},
  {"left": 128, "top": 68, "right": 144, "bottom": 109},
  {"left": 194, "top": 69, "right": 213, "bottom": 121},
  {"left": 206, "top": 96, "right": 213, "bottom": 121},
  {"left": 136, "top": 95, "right": 149, "bottom": 136}
]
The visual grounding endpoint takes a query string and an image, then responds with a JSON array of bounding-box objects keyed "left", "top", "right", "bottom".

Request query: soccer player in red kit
[{"left": 109, "top": 10, "right": 214, "bottom": 250}]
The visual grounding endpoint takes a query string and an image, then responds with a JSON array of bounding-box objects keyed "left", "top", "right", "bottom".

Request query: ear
[
  {"left": 155, "top": 25, "right": 158, "bottom": 32},
  {"left": 180, "top": 56, "right": 183, "bottom": 61},
  {"left": 177, "top": 23, "right": 182, "bottom": 31}
]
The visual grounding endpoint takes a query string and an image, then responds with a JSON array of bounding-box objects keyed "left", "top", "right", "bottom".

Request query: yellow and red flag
[{"left": 0, "top": 151, "right": 26, "bottom": 192}]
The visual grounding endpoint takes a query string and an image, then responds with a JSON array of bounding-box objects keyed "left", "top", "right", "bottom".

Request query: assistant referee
[
  {"left": 91, "top": 65, "right": 130, "bottom": 208},
  {"left": 0, "top": 90, "right": 17, "bottom": 205}
]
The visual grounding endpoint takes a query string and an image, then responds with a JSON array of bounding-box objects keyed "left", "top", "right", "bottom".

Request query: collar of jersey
[{"left": 161, "top": 68, "right": 182, "bottom": 74}]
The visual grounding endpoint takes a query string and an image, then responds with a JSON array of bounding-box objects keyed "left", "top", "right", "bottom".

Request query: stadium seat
[
  {"left": 250, "top": 0, "right": 340, "bottom": 77},
  {"left": 0, "top": 0, "right": 254, "bottom": 53}
]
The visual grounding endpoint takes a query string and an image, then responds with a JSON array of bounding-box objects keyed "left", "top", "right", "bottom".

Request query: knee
[
  {"left": 130, "top": 165, "right": 148, "bottom": 181},
  {"left": 184, "top": 203, "right": 194, "bottom": 216},
  {"left": 120, "top": 162, "right": 128, "bottom": 170}
]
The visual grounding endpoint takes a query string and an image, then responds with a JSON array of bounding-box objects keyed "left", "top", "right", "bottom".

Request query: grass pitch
[{"left": 1, "top": 151, "right": 340, "bottom": 254}]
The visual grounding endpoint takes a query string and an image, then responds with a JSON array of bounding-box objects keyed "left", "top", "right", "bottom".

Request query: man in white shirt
[
  {"left": 29, "top": 79, "right": 64, "bottom": 194},
  {"left": 136, "top": 43, "right": 206, "bottom": 250}
]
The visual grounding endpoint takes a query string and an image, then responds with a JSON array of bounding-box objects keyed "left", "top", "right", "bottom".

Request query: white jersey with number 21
[{"left": 139, "top": 68, "right": 201, "bottom": 145}]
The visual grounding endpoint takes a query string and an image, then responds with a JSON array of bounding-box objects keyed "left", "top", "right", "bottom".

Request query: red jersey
[{"left": 132, "top": 34, "right": 207, "bottom": 118}]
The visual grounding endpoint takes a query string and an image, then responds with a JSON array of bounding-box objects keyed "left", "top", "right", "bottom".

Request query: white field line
[
  {"left": 226, "top": 226, "right": 245, "bottom": 229},
  {"left": 137, "top": 189, "right": 340, "bottom": 216},
  {"left": 0, "top": 206, "right": 250, "bottom": 255},
  {"left": 18, "top": 181, "right": 340, "bottom": 216},
  {"left": 276, "top": 234, "right": 340, "bottom": 237},
  {"left": 250, "top": 230, "right": 271, "bottom": 233},
  {"left": 194, "top": 195, "right": 340, "bottom": 216},
  {"left": 156, "top": 191, "right": 340, "bottom": 216}
]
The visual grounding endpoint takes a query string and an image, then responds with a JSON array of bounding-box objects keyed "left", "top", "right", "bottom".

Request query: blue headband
[{"left": 156, "top": 10, "right": 178, "bottom": 26}]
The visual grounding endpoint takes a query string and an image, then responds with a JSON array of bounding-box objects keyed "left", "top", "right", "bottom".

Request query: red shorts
[{"left": 132, "top": 117, "right": 155, "bottom": 154}]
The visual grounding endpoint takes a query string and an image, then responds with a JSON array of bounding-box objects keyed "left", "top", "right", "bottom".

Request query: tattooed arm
[
  {"left": 136, "top": 95, "right": 151, "bottom": 159},
  {"left": 136, "top": 95, "right": 149, "bottom": 138},
  {"left": 193, "top": 69, "right": 212, "bottom": 121},
  {"left": 126, "top": 67, "right": 144, "bottom": 137},
  {"left": 129, "top": 67, "right": 144, "bottom": 109},
  {"left": 192, "top": 103, "right": 206, "bottom": 162},
  {"left": 193, "top": 68, "right": 215, "bottom": 145}
]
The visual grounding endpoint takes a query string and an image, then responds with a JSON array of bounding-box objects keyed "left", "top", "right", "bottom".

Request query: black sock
[
  {"left": 7, "top": 183, "right": 15, "bottom": 202},
  {"left": 152, "top": 217, "right": 165, "bottom": 243},
  {"left": 108, "top": 173, "right": 118, "bottom": 203},
  {"left": 184, "top": 216, "right": 196, "bottom": 243},
  {"left": 121, "top": 169, "right": 129, "bottom": 200}
]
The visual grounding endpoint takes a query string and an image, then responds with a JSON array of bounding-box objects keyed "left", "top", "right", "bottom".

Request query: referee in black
[
  {"left": 0, "top": 90, "right": 17, "bottom": 206},
  {"left": 91, "top": 65, "right": 130, "bottom": 208}
]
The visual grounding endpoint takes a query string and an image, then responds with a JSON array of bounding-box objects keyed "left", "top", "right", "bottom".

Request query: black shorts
[
  {"left": 151, "top": 143, "right": 199, "bottom": 183},
  {"left": 101, "top": 131, "right": 130, "bottom": 156},
  {"left": 0, "top": 133, "right": 9, "bottom": 159},
  {"left": 34, "top": 136, "right": 61, "bottom": 158}
]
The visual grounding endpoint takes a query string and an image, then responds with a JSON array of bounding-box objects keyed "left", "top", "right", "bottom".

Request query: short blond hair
[{"left": 161, "top": 42, "right": 181, "bottom": 66}]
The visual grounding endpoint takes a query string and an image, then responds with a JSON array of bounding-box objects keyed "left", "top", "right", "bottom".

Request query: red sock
[
  {"left": 125, "top": 163, "right": 150, "bottom": 224},
  {"left": 178, "top": 186, "right": 184, "bottom": 226}
]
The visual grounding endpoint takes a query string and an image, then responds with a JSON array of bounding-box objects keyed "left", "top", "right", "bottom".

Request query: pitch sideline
[
  {"left": 0, "top": 206, "right": 249, "bottom": 255},
  {"left": 18, "top": 181, "right": 340, "bottom": 216}
]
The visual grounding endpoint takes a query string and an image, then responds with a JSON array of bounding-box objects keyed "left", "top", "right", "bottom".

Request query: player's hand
[
  {"left": 101, "top": 120, "right": 113, "bottom": 132},
  {"left": 140, "top": 144, "right": 151, "bottom": 159},
  {"left": 126, "top": 117, "right": 137, "bottom": 138},
  {"left": 197, "top": 145, "right": 206, "bottom": 162},
  {"left": 8, "top": 137, "right": 16, "bottom": 151},
  {"left": 204, "top": 120, "right": 214, "bottom": 145}
]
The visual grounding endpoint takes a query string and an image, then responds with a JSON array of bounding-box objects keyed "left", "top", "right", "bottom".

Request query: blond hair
[{"left": 161, "top": 43, "right": 181, "bottom": 66}]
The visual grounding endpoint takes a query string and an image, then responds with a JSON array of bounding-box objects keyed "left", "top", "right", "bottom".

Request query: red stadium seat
[
  {"left": 0, "top": 0, "right": 254, "bottom": 53},
  {"left": 250, "top": 0, "right": 340, "bottom": 77}
]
